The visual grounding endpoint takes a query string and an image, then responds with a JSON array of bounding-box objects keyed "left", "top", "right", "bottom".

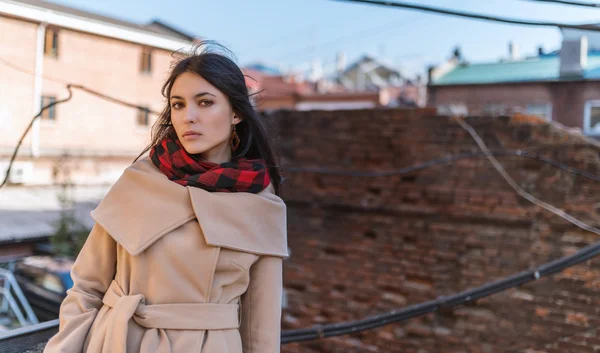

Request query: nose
[{"left": 184, "top": 105, "right": 199, "bottom": 123}]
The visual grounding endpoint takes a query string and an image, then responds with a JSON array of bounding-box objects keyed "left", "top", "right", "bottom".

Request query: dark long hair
[{"left": 135, "top": 41, "right": 282, "bottom": 195}]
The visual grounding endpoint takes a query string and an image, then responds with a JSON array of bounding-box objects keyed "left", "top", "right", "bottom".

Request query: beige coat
[{"left": 43, "top": 156, "right": 288, "bottom": 353}]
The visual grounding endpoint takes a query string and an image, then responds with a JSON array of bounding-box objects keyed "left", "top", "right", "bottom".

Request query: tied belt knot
[{"left": 90, "top": 280, "right": 240, "bottom": 353}]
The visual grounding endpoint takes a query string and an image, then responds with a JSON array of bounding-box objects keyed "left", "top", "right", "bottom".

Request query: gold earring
[{"left": 230, "top": 124, "right": 240, "bottom": 151}]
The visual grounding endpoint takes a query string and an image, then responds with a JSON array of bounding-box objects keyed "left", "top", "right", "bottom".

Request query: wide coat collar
[{"left": 90, "top": 157, "right": 288, "bottom": 258}]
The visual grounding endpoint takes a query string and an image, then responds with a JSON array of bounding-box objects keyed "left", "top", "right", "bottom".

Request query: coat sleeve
[
  {"left": 43, "top": 223, "right": 117, "bottom": 353},
  {"left": 239, "top": 255, "right": 284, "bottom": 353}
]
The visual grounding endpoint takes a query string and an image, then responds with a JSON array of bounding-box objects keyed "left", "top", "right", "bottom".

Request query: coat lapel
[
  {"left": 90, "top": 157, "right": 288, "bottom": 258},
  {"left": 188, "top": 183, "right": 288, "bottom": 257}
]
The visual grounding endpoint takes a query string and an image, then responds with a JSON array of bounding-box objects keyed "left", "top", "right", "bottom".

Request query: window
[
  {"left": 137, "top": 106, "right": 150, "bottom": 126},
  {"left": 140, "top": 47, "right": 152, "bottom": 74},
  {"left": 584, "top": 100, "right": 600, "bottom": 136},
  {"left": 437, "top": 103, "right": 468, "bottom": 116},
  {"left": 44, "top": 28, "right": 59, "bottom": 58},
  {"left": 483, "top": 104, "right": 507, "bottom": 116},
  {"left": 526, "top": 103, "right": 552, "bottom": 121},
  {"left": 41, "top": 96, "right": 57, "bottom": 121}
]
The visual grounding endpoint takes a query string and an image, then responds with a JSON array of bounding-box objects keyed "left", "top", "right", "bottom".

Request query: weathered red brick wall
[{"left": 266, "top": 109, "right": 600, "bottom": 353}]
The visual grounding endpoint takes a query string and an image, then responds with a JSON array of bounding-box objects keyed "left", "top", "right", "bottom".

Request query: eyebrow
[{"left": 170, "top": 92, "right": 216, "bottom": 100}]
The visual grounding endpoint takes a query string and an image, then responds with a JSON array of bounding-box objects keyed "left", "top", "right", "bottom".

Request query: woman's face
[{"left": 169, "top": 72, "right": 241, "bottom": 164}]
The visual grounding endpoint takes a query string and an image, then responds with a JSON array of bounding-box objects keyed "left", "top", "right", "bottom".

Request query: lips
[{"left": 183, "top": 131, "right": 202, "bottom": 137}]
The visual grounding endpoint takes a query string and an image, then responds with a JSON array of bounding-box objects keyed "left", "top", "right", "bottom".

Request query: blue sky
[{"left": 48, "top": 0, "right": 600, "bottom": 78}]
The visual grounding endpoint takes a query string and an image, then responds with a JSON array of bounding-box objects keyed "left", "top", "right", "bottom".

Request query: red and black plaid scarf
[{"left": 149, "top": 134, "right": 271, "bottom": 193}]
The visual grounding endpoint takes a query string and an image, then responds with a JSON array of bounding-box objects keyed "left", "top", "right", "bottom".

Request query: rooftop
[
  {"left": 431, "top": 52, "right": 600, "bottom": 86},
  {"left": 1, "top": 0, "right": 196, "bottom": 51}
]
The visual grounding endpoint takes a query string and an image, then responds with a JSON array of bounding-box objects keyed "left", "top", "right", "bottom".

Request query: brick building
[
  {"left": 428, "top": 28, "right": 600, "bottom": 139},
  {"left": 243, "top": 67, "right": 395, "bottom": 112},
  {"left": 0, "top": 0, "right": 195, "bottom": 185},
  {"left": 243, "top": 54, "right": 424, "bottom": 112}
]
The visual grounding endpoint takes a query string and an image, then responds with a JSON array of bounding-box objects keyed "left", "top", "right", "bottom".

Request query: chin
[{"left": 180, "top": 141, "right": 207, "bottom": 155}]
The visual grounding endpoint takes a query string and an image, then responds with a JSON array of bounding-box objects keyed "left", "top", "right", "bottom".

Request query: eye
[
  {"left": 171, "top": 102, "right": 183, "bottom": 109},
  {"left": 199, "top": 100, "right": 213, "bottom": 107}
]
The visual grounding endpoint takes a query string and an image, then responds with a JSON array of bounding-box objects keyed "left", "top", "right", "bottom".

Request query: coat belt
[{"left": 95, "top": 280, "right": 240, "bottom": 353}]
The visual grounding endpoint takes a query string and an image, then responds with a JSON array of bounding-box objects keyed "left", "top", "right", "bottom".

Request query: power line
[
  {"left": 281, "top": 118, "right": 600, "bottom": 344},
  {"left": 525, "top": 0, "right": 600, "bottom": 8},
  {"left": 0, "top": 57, "right": 162, "bottom": 189},
  {"left": 5, "top": 224, "right": 600, "bottom": 346},
  {"left": 0, "top": 57, "right": 162, "bottom": 115},
  {"left": 282, "top": 237, "right": 600, "bottom": 342},
  {"left": 2, "top": 141, "right": 600, "bottom": 344},
  {"left": 332, "top": 0, "right": 600, "bottom": 31},
  {"left": 1, "top": 66, "right": 599, "bottom": 346},
  {"left": 274, "top": 16, "right": 422, "bottom": 63},
  {"left": 286, "top": 149, "right": 600, "bottom": 182},
  {"left": 3, "top": 50, "right": 600, "bottom": 190},
  {"left": 1, "top": 86, "right": 74, "bottom": 188},
  {"left": 455, "top": 115, "right": 600, "bottom": 237},
  {"left": 0, "top": 56, "right": 70, "bottom": 85}
]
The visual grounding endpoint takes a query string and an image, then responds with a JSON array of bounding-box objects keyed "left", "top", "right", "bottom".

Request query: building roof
[
  {"left": 343, "top": 54, "right": 401, "bottom": 77},
  {"left": 431, "top": 52, "right": 600, "bottom": 86},
  {"left": 1, "top": 0, "right": 196, "bottom": 51},
  {"left": 244, "top": 63, "right": 282, "bottom": 76}
]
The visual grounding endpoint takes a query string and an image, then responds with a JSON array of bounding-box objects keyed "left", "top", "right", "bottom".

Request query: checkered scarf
[{"left": 149, "top": 134, "right": 271, "bottom": 193}]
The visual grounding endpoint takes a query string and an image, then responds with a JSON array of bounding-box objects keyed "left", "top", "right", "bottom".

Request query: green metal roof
[{"left": 431, "top": 53, "right": 600, "bottom": 85}]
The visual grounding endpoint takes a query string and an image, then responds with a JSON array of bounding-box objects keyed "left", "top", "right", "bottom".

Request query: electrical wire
[
  {"left": 0, "top": 57, "right": 162, "bottom": 189},
  {"left": 454, "top": 116, "right": 600, "bottom": 237},
  {"left": 2, "top": 50, "right": 600, "bottom": 346},
  {"left": 1, "top": 85, "right": 74, "bottom": 188},
  {"left": 332, "top": 0, "right": 600, "bottom": 31},
  {"left": 281, "top": 238, "right": 600, "bottom": 342},
  {"left": 524, "top": 0, "right": 600, "bottom": 8},
  {"left": 5, "top": 50, "right": 599, "bottom": 190},
  {"left": 0, "top": 56, "right": 70, "bottom": 85},
  {"left": 273, "top": 17, "right": 422, "bottom": 62},
  {"left": 286, "top": 149, "right": 600, "bottom": 182},
  {"left": 0, "top": 56, "right": 162, "bottom": 115},
  {"left": 280, "top": 122, "right": 600, "bottom": 343}
]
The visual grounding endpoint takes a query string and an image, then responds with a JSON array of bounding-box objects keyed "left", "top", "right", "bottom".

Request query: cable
[
  {"left": 524, "top": 0, "right": 600, "bottom": 8},
  {"left": 454, "top": 116, "right": 600, "bottom": 237},
  {"left": 279, "top": 123, "right": 600, "bottom": 343},
  {"left": 331, "top": 0, "right": 600, "bottom": 31},
  {"left": 2, "top": 109, "right": 600, "bottom": 346},
  {"left": 7, "top": 48, "right": 598, "bottom": 188},
  {"left": 1, "top": 86, "right": 74, "bottom": 188},
  {"left": 0, "top": 56, "right": 162, "bottom": 115},
  {"left": 6, "top": 217, "right": 600, "bottom": 345},
  {"left": 0, "top": 56, "right": 70, "bottom": 85},
  {"left": 281, "top": 237, "right": 600, "bottom": 343},
  {"left": 286, "top": 149, "right": 600, "bottom": 182},
  {"left": 0, "top": 57, "right": 163, "bottom": 189},
  {"left": 274, "top": 17, "right": 422, "bottom": 62},
  {"left": 72, "top": 85, "right": 161, "bottom": 115}
]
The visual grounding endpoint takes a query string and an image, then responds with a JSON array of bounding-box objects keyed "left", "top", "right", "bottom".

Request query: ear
[{"left": 233, "top": 114, "right": 242, "bottom": 125}]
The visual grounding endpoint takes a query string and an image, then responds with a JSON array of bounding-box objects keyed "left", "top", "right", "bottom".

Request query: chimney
[
  {"left": 309, "top": 58, "right": 323, "bottom": 82},
  {"left": 509, "top": 41, "right": 520, "bottom": 60},
  {"left": 336, "top": 51, "right": 346, "bottom": 74},
  {"left": 560, "top": 36, "right": 588, "bottom": 77},
  {"left": 538, "top": 46, "right": 544, "bottom": 56}
]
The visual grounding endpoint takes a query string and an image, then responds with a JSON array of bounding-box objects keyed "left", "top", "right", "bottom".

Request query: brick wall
[{"left": 268, "top": 108, "right": 600, "bottom": 353}]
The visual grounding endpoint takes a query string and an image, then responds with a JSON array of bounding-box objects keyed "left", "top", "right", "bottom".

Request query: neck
[{"left": 199, "top": 142, "right": 232, "bottom": 164}]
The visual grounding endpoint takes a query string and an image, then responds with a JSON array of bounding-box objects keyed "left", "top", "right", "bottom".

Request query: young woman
[{"left": 43, "top": 42, "right": 288, "bottom": 353}]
